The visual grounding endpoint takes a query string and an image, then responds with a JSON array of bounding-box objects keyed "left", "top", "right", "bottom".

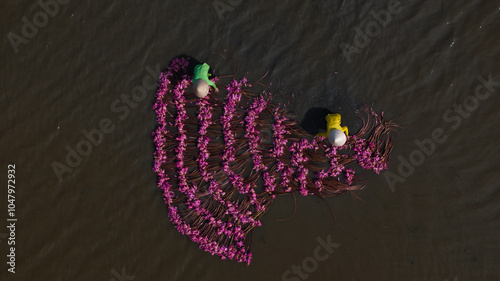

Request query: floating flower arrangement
[{"left": 152, "top": 57, "right": 400, "bottom": 264}]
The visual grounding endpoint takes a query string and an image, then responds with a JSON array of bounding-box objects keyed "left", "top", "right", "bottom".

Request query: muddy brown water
[{"left": 1, "top": 0, "right": 499, "bottom": 280}]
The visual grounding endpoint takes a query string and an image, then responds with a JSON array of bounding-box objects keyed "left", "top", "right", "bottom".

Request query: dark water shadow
[{"left": 300, "top": 107, "right": 333, "bottom": 135}]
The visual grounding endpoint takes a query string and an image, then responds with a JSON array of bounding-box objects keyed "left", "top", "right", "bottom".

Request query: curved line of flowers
[
  {"left": 270, "top": 108, "right": 294, "bottom": 193},
  {"left": 289, "top": 139, "right": 314, "bottom": 196},
  {"left": 221, "top": 79, "right": 266, "bottom": 214},
  {"left": 196, "top": 97, "right": 251, "bottom": 243},
  {"left": 244, "top": 95, "right": 268, "bottom": 172}
]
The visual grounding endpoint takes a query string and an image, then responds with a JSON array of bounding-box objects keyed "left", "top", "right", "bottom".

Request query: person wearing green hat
[{"left": 192, "top": 63, "right": 218, "bottom": 98}]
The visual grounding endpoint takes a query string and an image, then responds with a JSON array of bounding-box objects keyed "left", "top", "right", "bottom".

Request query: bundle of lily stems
[{"left": 152, "top": 57, "right": 400, "bottom": 264}]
